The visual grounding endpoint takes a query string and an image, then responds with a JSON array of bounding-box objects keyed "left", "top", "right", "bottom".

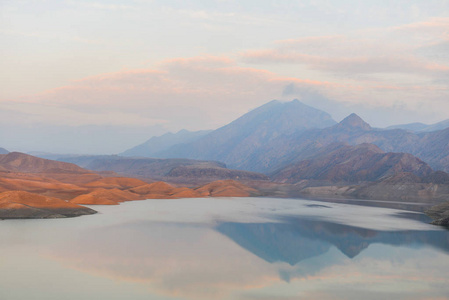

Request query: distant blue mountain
[
  {"left": 120, "top": 129, "right": 212, "bottom": 158},
  {"left": 387, "top": 119, "right": 449, "bottom": 132},
  {"left": 0, "top": 147, "right": 9, "bottom": 154},
  {"left": 386, "top": 122, "right": 428, "bottom": 132},
  {"left": 121, "top": 99, "right": 449, "bottom": 175},
  {"left": 158, "top": 99, "right": 337, "bottom": 170}
]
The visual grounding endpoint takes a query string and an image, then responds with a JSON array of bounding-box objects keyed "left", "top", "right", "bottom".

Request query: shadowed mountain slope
[
  {"left": 236, "top": 112, "right": 449, "bottom": 173},
  {"left": 271, "top": 143, "right": 433, "bottom": 184}
]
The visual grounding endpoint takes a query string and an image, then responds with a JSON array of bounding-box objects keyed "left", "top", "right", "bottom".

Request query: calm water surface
[{"left": 0, "top": 197, "right": 448, "bottom": 300}]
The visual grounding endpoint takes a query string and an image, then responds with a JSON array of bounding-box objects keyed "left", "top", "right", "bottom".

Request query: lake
[{"left": 1, "top": 197, "right": 448, "bottom": 300}]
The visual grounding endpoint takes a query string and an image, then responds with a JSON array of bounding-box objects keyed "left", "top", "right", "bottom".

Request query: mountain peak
[{"left": 338, "top": 113, "right": 371, "bottom": 130}]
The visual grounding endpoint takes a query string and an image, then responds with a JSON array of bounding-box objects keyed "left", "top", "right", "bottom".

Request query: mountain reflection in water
[
  {"left": 1, "top": 197, "right": 449, "bottom": 300},
  {"left": 216, "top": 217, "right": 449, "bottom": 265}
]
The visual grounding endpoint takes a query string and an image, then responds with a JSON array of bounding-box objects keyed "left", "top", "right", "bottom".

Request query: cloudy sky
[{"left": 1, "top": 0, "right": 449, "bottom": 153}]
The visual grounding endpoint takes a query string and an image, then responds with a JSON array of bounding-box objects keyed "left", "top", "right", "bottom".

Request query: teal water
[{"left": 0, "top": 197, "right": 448, "bottom": 300}]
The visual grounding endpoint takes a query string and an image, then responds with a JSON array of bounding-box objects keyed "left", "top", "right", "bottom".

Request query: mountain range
[
  {"left": 2, "top": 97, "right": 449, "bottom": 219},
  {"left": 122, "top": 100, "right": 449, "bottom": 175},
  {"left": 271, "top": 143, "right": 433, "bottom": 184},
  {"left": 149, "top": 100, "right": 337, "bottom": 170}
]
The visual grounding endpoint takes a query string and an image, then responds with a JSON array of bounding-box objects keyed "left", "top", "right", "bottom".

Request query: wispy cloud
[
  {"left": 3, "top": 52, "right": 447, "bottom": 132},
  {"left": 240, "top": 19, "right": 449, "bottom": 82},
  {"left": 65, "top": 1, "right": 136, "bottom": 11},
  {"left": 2, "top": 56, "right": 342, "bottom": 130}
]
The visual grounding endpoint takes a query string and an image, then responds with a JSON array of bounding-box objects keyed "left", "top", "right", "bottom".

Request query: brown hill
[
  {"left": 129, "top": 182, "right": 201, "bottom": 199},
  {"left": 41, "top": 173, "right": 103, "bottom": 185},
  {"left": 0, "top": 173, "right": 89, "bottom": 200},
  {"left": 271, "top": 143, "right": 433, "bottom": 184},
  {"left": 0, "top": 153, "right": 264, "bottom": 215},
  {"left": 0, "top": 152, "right": 89, "bottom": 174},
  {"left": 0, "top": 191, "right": 96, "bottom": 218},
  {"left": 71, "top": 188, "right": 142, "bottom": 205},
  {"left": 84, "top": 177, "right": 148, "bottom": 189},
  {"left": 130, "top": 181, "right": 177, "bottom": 195},
  {"left": 171, "top": 188, "right": 201, "bottom": 198},
  {"left": 195, "top": 180, "right": 260, "bottom": 197}
]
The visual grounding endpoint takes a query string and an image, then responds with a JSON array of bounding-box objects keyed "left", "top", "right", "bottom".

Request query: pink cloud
[{"left": 2, "top": 51, "right": 449, "bottom": 130}]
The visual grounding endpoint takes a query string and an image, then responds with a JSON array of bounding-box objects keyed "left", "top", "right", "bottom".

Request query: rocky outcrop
[{"left": 425, "top": 202, "right": 449, "bottom": 225}]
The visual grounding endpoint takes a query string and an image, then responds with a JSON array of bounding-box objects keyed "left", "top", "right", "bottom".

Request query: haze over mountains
[
  {"left": 120, "top": 100, "right": 449, "bottom": 176},
  {"left": 135, "top": 100, "right": 337, "bottom": 169},
  {"left": 387, "top": 119, "right": 449, "bottom": 133},
  {"left": 48, "top": 98, "right": 448, "bottom": 205},
  {"left": 43, "top": 155, "right": 268, "bottom": 183},
  {"left": 121, "top": 129, "right": 212, "bottom": 158},
  {"left": 3, "top": 99, "right": 449, "bottom": 220}
]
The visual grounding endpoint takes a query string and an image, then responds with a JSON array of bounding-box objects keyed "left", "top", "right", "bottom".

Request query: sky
[{"left": 1, "top": 0, "right": 449, "bottom": 154}]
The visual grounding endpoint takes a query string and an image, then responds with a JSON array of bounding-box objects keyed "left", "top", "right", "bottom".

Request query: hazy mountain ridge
[
  {"left": 158, "top": 99, "right": 337, "bottom": 168},
  {"left": 54, "top": 155, "right": 268, "bottom": 182},
  {"left": 387, "top": 119, "right": 449, "bottom": 132},
  {"left": 122, "top": 100, "right": 449, "bottom": 174},
  {"left": 120, "top": 129, "right": 212, "bottom": 158},
  {"left": 207, "top": 113, "right": 422, "bottom": 173},
  {"left": 214, "top": 111, "right": 449, "bottom": 173}
]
